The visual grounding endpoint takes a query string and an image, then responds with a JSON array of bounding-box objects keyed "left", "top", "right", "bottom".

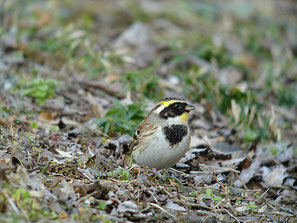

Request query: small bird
[{"left": 129, "top": 98, "right": 194, "bottom": 170}]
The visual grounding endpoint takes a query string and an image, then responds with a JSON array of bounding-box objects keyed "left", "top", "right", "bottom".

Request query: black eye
[{"left": 174, "top": 103, "right": 181, "bottom": 109}]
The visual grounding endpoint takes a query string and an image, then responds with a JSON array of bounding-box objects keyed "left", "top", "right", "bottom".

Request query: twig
[
  {"left": 95, "top": 129, "right": 109, "bottom": 138},
  {"left": 266, "top": 201, "right": 278, "bottom": 212},
  {"left": 211, "top": 171, "right": 226, "bottom": 191},
  {"left": 234, "top": 171, "right": 248, "bottom": 190},
  {"left": 188, "top": 203, "right": 221, "bottom": 211},
  {"left": 4, "top": 194, "right": 19, "bottom": 213},
  {"left": 213, "top": 200, "right": 223, "bottom": 209},
  {"left": 109, "top": 178, "right": 137, "bottom": 184},
  {"left": 86, "top": 93, "right": 104, "bottom": 117},
  {"left": 257, "top": 188, "right": 269, "bottom": 202},
  {"left": 195, "top": 209, "right": 222, "bottom": 217},
  {"left": 82, "top": 172, "right": 94, "bottom": 182},
  {"left": 169, "top": 167, "right": 190, "bottom": 176},
  {"left": 3, "top": 192, "right": 30, "bottom": 222},
  {"left": 224, "top": 208, "right": 241, "bottom": 223},
  {"left": 74, "top": 191, "right": 98, "bottom": 204},
  {"left": 159, "top": 186, "right": 174, "bottom": 199},
  {"left": 147, "top": 190, "right": 159, "bottom": 204},
  {"left": 227, "top": 168, "right": 241, "bottom": 174},
  {"left": 200, "top": 164, "right": 227, "bottom": 191},
  {"left": 148, "top": 202, "right": 176, "bottom": 220},
  {"left": 80, "top": 80, "right": 125, "bottom": 98},
  {"left": 270, "top": 211, "right": 294, "bottom": 217},
  {"left": 229, "top": 187, "right": 261, "bottom": 192},
  {"left": 187, "top": 56, "right": 219, "bottom": 75}
]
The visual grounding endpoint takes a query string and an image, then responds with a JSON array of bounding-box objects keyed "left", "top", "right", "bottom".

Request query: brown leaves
[{"left": 1, "top": 0, "right": 296, "bottom": 222}]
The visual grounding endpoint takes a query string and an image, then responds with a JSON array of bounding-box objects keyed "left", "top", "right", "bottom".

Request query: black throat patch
[{"left": 163, "top": 124, "right": 188, "bottom": 146}]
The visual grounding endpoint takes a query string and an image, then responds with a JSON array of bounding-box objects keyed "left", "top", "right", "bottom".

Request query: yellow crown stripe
[{"left": 160, "top": 100, "right": 182, "bottom": 107}]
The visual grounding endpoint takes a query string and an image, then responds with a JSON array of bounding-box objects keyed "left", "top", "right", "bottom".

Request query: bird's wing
[{"left": 128, "top": 120, "right": 157, "bottom": 153}]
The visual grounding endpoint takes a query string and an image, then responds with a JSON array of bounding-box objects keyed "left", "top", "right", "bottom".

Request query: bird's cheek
[{"left": 179, "top": 112, "right": 189, "bottom": 122}]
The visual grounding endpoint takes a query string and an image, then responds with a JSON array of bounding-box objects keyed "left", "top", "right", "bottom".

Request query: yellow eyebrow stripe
[{"left": 160, "top": 100, "right": 182, "bottom": 107}]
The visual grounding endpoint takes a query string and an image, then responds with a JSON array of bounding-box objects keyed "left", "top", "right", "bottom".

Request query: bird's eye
[{"left": 174, "top": 103, "right": 181, "bottom": 109}]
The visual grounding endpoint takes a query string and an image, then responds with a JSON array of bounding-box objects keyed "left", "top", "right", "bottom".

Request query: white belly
[{"left": 132, "top": 127, "right": 190, "bottom": 169}]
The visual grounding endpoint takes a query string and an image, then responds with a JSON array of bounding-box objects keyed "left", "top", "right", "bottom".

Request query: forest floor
[{"left": 0, "top": 0, "right": 296, "bottom": 222}]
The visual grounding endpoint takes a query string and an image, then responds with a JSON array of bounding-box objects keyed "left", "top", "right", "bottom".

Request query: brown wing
[
  {"left": 128, "top": 120, "right": 157, "bottom": 153},
  {"left": 128, "top": 104, "right": 161, "bottom": 153}
]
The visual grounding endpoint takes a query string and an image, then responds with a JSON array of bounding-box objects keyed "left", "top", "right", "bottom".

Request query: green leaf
[
  {"left": 205, "top": 188, "right": 213, "bottom": 196},
  {"left": 90, "top": 101, "right": 146, "bottom": 135},
  {"left": 18, "top": 77, "right": 59, "bottom": 105},
  {"left": 213, "top": 196, "right": 222, "bottom": 202},
  {"left": 30, "top": 122, "right": 39, "bottom": 129},
  {"left": 96, "top": 200, "right": 106, "bottom": 210},
  {"left": 243, "top": 129, "right": 258, "bottom": 142}
]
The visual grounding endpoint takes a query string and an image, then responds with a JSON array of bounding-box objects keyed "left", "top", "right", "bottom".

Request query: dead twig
[
  {"left": 257, "top": 188, "right": 269, "bottom": 203},
  {"left": 148, "top": 202, "right": 176, "bottom": 220},
  {"left": 234, "top": 171, "right": 249, "bottom": 190},
  {"left": 80, "top": 80, "right": 125, "bottom": 99},
  {"left": 224, "top": 208, "right": 241, "bottom": 223}
]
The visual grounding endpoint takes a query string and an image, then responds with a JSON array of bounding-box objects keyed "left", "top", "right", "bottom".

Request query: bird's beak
[{"left": 185, "top": 104, "right": 195, "bottom": 112}]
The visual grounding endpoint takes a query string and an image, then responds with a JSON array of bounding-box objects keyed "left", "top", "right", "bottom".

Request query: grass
[
  {"left": 0, "top": 186, "right": 58, "bottom": 222},
  {"left": 16, "top": 77, "right": 59, "bottom": 105},
  {"left": 107, "top": 168, "right": 131, "bottom": 181},
  {"left": 122, "top": 67, "right": 164, "bottom": 100},
  {"left": 88, "top": 100, "right": 146, "bottom": 135},
  {"left": 247, "top": 202, "right": 259, "bottom": 213},
  {"left": 204, "top": 188, "right": 223, "bottom": 202}
]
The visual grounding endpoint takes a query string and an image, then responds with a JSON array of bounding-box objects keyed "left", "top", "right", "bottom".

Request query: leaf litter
[{"left": 0, "top": 0, "right": 297, "bottom": 222}]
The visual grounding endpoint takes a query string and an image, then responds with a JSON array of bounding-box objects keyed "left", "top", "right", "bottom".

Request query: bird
[{"left": 128, "top": 97, "right": 194, "bottom": 170}]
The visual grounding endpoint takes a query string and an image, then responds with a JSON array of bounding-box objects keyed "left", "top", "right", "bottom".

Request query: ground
[{"left": 0, "top": 0, "right": 296, "bottom": 222}]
